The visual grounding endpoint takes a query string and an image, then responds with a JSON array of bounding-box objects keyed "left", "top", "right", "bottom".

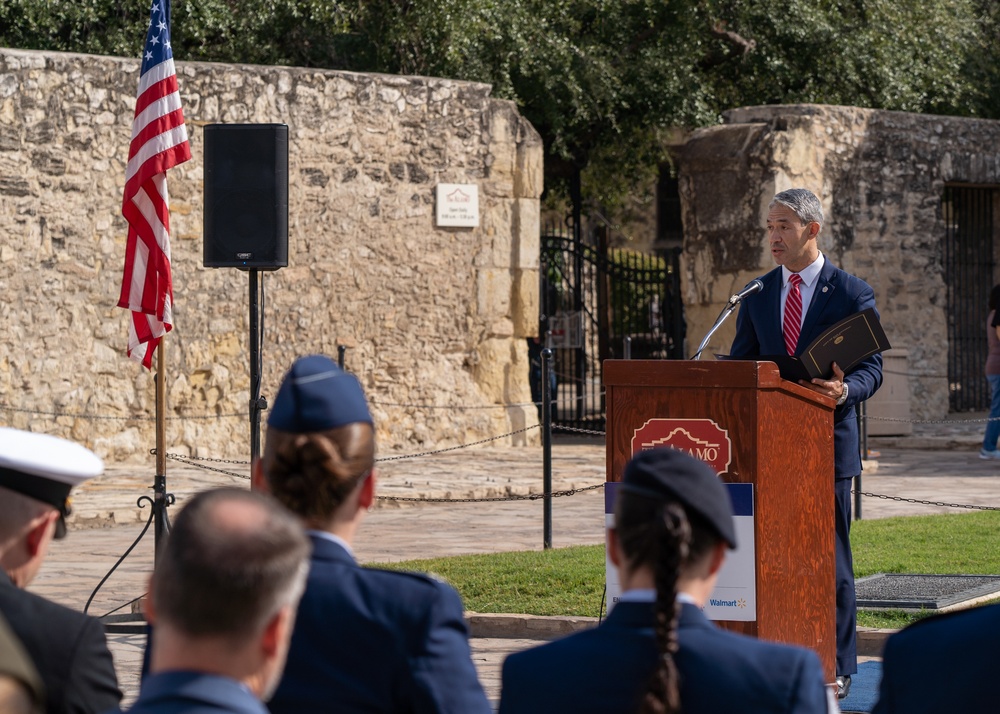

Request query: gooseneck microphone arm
[{"left": 689, "top": 279, "right": 764, "bottom": 360}]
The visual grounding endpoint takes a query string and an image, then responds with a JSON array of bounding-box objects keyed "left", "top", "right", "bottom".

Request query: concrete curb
[
  {"left": 857, "top": 627, "right": 893, "bottom": 657},
  {"left": 467, "top": 613, "right": 598, "bottom": 640},
  {"left": 467, "top": 613, "right": 895, "bottom": 657}
]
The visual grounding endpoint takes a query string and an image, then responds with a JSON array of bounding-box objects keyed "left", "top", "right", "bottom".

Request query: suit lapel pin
[{"left": 822, "top": 286, "right": 829, "bottom": 293}]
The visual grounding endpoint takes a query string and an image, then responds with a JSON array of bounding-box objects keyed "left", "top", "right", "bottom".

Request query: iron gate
[
  {"left": 536, "top": 223, "right": 684, "bottom": 430},
  {"left": 944, "top": 185, "right": 996, "bottom": 412}
]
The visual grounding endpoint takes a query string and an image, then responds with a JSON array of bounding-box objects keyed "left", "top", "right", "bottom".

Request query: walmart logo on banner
[{"left": 704, "top": 482, "right": 756, "bottom": 622}]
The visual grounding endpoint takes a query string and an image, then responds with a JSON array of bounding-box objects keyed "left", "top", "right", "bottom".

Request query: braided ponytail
[
  {"left": 616, "top": 447, "right": 735, "bottom": 714},
  {"left": 639, "top": 502, "right": 690, "bottom": 714}
]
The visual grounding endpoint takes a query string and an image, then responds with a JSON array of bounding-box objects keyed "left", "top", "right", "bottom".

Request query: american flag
[{"left": 117, "top": 0, "right": 191, "bottom": 368}]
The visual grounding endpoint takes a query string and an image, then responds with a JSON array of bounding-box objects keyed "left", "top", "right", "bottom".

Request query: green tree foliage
[
  {"left": 962, "top": 0, "right": 1000, "bottom": 120},
  {"left": 2, "top": 0, "right": 998, "bottom": 209},
  {"left": 699, "top": 0, "right": 986, "bottom": 117},
  {"left": 0, "top": 1, "right": 352, "bottom": 67},
  {"left": 0, "top": 0, "right": 145, "bottom": 57},
  {"left": 341, "top": 1, "right": 712, "bottom": 200}
]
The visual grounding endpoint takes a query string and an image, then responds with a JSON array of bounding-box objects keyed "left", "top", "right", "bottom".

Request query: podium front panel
[{"left": 603, "top": 359, "right": 836, "bottom": 681}]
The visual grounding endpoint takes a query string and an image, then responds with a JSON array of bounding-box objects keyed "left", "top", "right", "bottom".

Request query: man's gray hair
[
  {"left": 152, "top": 487, "right": 310, "bottom": 644},
  {"left": 0, "top": 486, "right": 52, "bottom": 544},
  {"left": 770, "top": 188, "right": 824, "bottom": 227}
]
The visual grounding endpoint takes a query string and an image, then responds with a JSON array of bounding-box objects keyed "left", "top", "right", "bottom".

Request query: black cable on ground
[{"left": 84, "top": 498, "right": 156, "bottom": 616}]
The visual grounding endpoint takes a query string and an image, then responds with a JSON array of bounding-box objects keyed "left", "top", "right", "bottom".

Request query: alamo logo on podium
[{"left": 630, "top": 418, "right": 733, "bottom": 474}]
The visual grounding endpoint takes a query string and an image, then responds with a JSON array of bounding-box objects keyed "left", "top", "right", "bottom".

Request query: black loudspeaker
[{"left": 203, "top": 123, "right": 288, "bottom": 270}]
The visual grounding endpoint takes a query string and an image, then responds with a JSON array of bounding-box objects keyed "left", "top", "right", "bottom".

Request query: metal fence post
[
  {"left": 337, "top": 345, "right": 347, "bottom": 370},
  {"left": 855, "top": 400, "right": 866, "bottom": 521},
  {"left": 542, "top": 347, "right": 553, "bottom": 549},
  {"left": 623, "top": 336, "right": 632, "bottom": 360}
]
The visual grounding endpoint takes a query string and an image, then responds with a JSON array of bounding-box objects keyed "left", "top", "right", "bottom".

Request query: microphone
[
  {"left": 690, "top": 279, "right": 765, "bottom": 360},
  {"left": 728, "top": 279, "right": 764, "bottom": 306}
]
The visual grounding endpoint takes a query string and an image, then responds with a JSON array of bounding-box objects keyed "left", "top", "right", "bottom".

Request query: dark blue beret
[
  {"left": 268, "top": 355, "right": 373, "bottom": 432},
  {"left": 621, "top": 447, "right": 737, "bottom": 549}
]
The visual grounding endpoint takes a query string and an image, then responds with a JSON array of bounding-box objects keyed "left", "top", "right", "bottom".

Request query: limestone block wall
[
  {"left": 677, "top": 104, "right": 1000, "bottom": 419},
  {"left": 0, "top": 47, "right": 542, "bottom": 461}
]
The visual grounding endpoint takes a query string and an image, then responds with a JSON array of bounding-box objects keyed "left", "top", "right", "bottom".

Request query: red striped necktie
[{"left": 783, "top": 273, "right": 803, "bottom": 355}]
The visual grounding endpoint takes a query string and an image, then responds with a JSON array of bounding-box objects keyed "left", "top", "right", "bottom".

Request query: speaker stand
[{"left": 249, "top": 269, "right": 266, "bottom": 465}]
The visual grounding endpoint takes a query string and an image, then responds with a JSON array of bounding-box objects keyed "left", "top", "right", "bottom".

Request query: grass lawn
[{"left": 375, "top": 510, "right": 1000, "bottom": 629}]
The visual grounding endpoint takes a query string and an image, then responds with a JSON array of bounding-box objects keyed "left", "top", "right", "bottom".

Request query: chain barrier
[
  {"left": 853, "top": 490, "right": 1000, "bottom": 512},
  {"left": 370, "top": 400, "right": 541, "bottom": 410},
  {"left": 378, "top": 482, "right": 605, "bottom": 504},
  {"left": 14, "top": 397, "right": 1000, "bottom": 426},
  {"left": 14, "top": 391, "right": 1000, "bottom": 512},
  {"left": 865, "top": 415, "right": 1000, "bottom": 424},
  {"left": 0, "top": 403, "right": 245, "bottom": 421},
  {"left": 152, "top": 425, "right": 543, "bottom": 475},
  {"left": 155, "top": 451, "right": 1000, "bottom": 511},
  {"left": 155, "top": 445, "right": 608, "bottom": 504},
  {"left": 553, "top": 424, "right": 607, "bottom": 436},
  {"left": 158, "top": 451, "right": 250, "bottom": 480},
  {"left": 375, "top": 425, "right": 541, "bottom": 462},
  {"left": 882, "top": 369, "right": 947, "bottom": 379}
]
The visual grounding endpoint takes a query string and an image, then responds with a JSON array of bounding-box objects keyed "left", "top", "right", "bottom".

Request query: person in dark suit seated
[
  {"left": 0, "top": 611, "right": 43, "bottom": 714},
  {"left": 729, "top": 188, "right": 883, "bottom": 699},
  {"left": 499, "top": 448, "right": 834, "bottom": 714},
  {"left": 0, "top": 427, "right": 122, "bottom": 714},
  {"left": 872, "top": 602, "right": 1000, "bottom": 714},
  {"left": 256, "top": 355, "right": 491, "bottom": 714},
  {"left": 115, "top": 487, "right": 310, "bottom": 714}
]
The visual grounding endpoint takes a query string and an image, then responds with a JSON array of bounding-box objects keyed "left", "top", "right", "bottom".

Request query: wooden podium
[{"left": 604, "top": 359, "right": 836, "bottom": 681}]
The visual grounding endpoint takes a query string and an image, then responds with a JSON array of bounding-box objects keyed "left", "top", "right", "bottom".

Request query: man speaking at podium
[{"left": 729, "top": 188, "right": 883, "bottom": 700}]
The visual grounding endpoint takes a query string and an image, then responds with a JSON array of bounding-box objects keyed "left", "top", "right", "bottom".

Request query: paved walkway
[{"left": 25, "top": 420, "right": 1000, "bottom": 708}]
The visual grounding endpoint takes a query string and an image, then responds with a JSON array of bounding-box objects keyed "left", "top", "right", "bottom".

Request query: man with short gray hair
[
  {"left": 117, "top": 488, "right": 310, "bottom": 714},
  {"left": 730, "top": 187, "right": 883, "bottom": 699}
]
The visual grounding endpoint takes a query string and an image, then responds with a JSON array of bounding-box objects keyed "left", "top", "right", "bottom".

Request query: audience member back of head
[
  {"left": 117, "top": 487, "right": 310, "bottom": 714},
  {"left": 498, "top": 447, "right": 832, "bottom": 714},
  {"left": 256, "top": 355, "right": 491, "bottom": 714}
]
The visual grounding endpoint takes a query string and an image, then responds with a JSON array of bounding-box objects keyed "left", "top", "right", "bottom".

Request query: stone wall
[
  {"left": 0, "top": 48, "right": 543, "bottom": 461},
  {"left": 677, "top": 104, "right": 1000, "bottom": 419}
]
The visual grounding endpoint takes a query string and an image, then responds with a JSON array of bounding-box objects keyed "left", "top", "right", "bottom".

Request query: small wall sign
[{"left": 435, "top": 183, "right": 480, "bottom": 227}]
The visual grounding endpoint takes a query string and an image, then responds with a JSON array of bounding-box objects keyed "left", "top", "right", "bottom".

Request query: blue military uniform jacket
[
  {"left": 873, "top": 603, "right": 1000, "bottom": 714},
  {"left": 267, "top": 534, "right": 490, "bottom": 714},
  {"left": 730, "top": 259, "right": 883, "bottom": 479},
  {"left": 115, "top": 671, "right": 266, "bottom": 714},
  {"left": 499, "top": 601, "right": 829, "bottom": 714},
  {"left": 0, "top": 569, "right": 121, "bottom": 714}
]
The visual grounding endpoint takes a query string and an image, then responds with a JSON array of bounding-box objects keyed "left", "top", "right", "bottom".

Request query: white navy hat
[{"left": 0, "top": 427, "right": 104, "bottom": 539}]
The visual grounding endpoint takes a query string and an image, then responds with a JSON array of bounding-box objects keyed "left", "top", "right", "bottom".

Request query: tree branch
[{"left": 709, "top": 21, "right": 756, "bottom": 56}]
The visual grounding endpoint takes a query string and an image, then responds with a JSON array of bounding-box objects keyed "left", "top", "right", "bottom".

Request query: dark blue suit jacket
[
  {"left": 0, "top": 570, "right": 121, "bottom": 714},
  {"left": 730, "top": 260, "right": 883, "bottom": 479},
  {"left": 873, "top": 603, "right": 1000, "bottom": 714},
  {"left": 267, "top": 534, "right": 490, "bottom": 714},
  {"left": 115, "top": 671, "right": 266, "bottom": 714},
  {"left": 499, "top": 601, "right": 830, "bottom": 714}
]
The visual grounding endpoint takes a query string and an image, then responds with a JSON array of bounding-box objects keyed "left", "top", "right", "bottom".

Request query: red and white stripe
[
  {"left": 783, "top": 274, "right": 803, "bottom": 355},
  {"left": 117, "top": 54, "right": 191, "bottom": 368}
]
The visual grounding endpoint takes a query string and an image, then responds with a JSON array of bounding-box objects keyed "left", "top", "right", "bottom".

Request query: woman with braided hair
[
  {"left": 254, "top": 355, "right": 490, "bottom": 714},
  {"left": 499, "top": 448, "right": 833, "bottom": 714}
]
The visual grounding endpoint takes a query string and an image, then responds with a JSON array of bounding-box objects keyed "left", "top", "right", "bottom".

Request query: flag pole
[{"left": 153, "top": 340, "right": 172, "bottom": 563}]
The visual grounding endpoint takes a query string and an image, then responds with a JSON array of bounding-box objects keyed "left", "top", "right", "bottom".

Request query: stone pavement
[{"left": 24, "top": 420, "right": 1000, "bottom": 708}]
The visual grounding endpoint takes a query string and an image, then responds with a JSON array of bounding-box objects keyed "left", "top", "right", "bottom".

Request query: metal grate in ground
[{"left": 856, "top": 574, "right": 1000, "bottom": 610}]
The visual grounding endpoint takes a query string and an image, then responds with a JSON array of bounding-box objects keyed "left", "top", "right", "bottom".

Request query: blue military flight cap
[
  {"left": 268, "top": 355, "right": 373, "bottom": 432},
  {"left": 0, "top": 427, "right": 104, "bottom": 539},
  {"left": 621, "top": 447, "right": 738, "bottom": 549}
]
